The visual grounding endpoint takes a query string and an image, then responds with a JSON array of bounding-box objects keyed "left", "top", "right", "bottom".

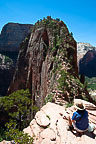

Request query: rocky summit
[{"left": 7, "top": 17, "right": 92, "bottom": 110}]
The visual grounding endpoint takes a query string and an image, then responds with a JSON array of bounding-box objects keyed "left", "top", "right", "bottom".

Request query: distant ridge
[
  {"left": 77, "top": 42, "right": 96, "bottom": 54},
  {"left": 77, "top": 42, "right": 96, "bottom": 77},
  {"left": 0, "top": 22, "right": 33, "bottom": 52}
]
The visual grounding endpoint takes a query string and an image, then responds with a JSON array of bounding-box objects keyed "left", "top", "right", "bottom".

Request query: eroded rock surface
[
  {"left": 23, "top": 100, "right": 96, "bottom": 144},
  {"left": 77, "top": 42, "right": 96, "bottom": 77},
  {"left": 0, "top": 141, "right": 11, "bottom": 144},
  {"left": 0, "top": 23, "right": 33, "bottom": 95},
  {"left": 0, "top": 54, "right": 14, "bottom": 96},
  {"left": 0, "top": 23, "right": 33, "bottom": 52},
  {"left": 79, "top": 50, "right": 96, "bottom": 77},
  {"left": 7, "top": 18, "right": 91, "bottom": 109},
  {"left": 77, "top": 42, "right": 96, "bottom": 64}
]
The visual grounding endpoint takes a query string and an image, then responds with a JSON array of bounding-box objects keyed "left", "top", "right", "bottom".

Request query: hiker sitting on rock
[{"left": 69, "top": 100, "right": 95, "bottom": 133}]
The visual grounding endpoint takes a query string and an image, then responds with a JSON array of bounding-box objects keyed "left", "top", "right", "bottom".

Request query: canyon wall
[{"left": 7, "top": 18, "right": 90, "bottom": 108}]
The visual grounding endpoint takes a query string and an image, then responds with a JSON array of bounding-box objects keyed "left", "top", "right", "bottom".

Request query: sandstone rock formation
[
  {"left": 0, "top": 99, "right": 96, "bottom": 144},
  {"left": 7, "top": 18, "right": 91, "bottom": 109},
  {"left": 77, "top": 42, "right": 96, "bottom": 54},
  {"left": 23, "top": 100, "right": 96, "bottom": 144},
  {"left": 79, "top": 50, "right": 96, "bottom": 77},
  {"left": 77, "top": 42, "right": 96, "bottom": 64},
  {"left": 0, "top": 23, "right": 33, "bottom": 52},
  {"left": 89, "top": 90, "right": 96, "bottom": 100},
  {"left": 0, "top": 141, "right": 11, "bottom": 144},
  {"left": 0, "top": 54, "right": 14, "bottom": 96},
  {"left": 0, "top": 23, "right": 33, "bottom": 95},
  {"left": 77, "top": 42, "right": 96, "bottom": 77}
]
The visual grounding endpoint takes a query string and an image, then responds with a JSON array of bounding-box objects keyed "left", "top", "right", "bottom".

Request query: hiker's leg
[
  {"left": 73, "top": 122, "right": 87, "bottom": 133},
  {"left": 88, "top": 123, "right": 95, "bottom": 132}
]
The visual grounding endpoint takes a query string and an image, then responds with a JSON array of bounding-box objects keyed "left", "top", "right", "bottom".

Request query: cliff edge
[{"left": 23, "top": 99, "right": 96, "bottom": 144}]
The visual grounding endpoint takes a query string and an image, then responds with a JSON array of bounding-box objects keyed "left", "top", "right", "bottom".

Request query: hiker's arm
[
  {"left": 72, "top": 120, "right": 75, "bottom": 123},
  {"left": 69, "top": 117, "right": 75, "bottom": 126}
]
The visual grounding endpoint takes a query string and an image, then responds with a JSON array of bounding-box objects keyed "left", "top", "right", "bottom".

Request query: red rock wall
[{"left": 7, "top": 21, "right": 80, "bottom": 108}]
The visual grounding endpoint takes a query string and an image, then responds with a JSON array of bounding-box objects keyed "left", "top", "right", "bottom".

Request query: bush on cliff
[
  {"left": 5, "top": 120, "right": 33, "bottom": 144},
  {"left": 0, "top": 89, "right": 32, "bottom": 130},
  {"left": 0, "top": 89, "right": 39, "bottom": 142}
]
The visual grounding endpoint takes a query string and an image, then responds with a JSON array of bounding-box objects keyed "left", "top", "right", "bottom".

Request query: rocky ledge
[
  {"left": 1, "top": 99, "right": 96, "bottom": 144},
  {"left": 23, "top": 99, "right": 96, "bottom": 144}
]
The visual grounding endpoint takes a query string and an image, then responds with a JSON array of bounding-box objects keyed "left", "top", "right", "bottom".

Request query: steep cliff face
[
  {"left": 77, "top": 42, "right": 96, "bottom": 54},
  {"left": 7, "top": 18, "right": 90, "bottom": 108},
  {"left": 77, "top": 42, "right": 96, "bottom": 78},
  {"left": 0, "top": 23, "right": 33, "bottom": 52},
  {"left": 0, "top": 23, "right": 33, "bottom": 96},
  {"left": 0, "top": 54, "right": 14, "bottom": 96},
  {"left": 77, "top": 42, "right": 96, "bottom": 64},
  {"left": 79, "top": 50, "right": 96, "bottom": 77}
]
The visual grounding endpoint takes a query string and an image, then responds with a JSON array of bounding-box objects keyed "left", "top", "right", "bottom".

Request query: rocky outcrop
[
  {"left": 0, "top": 23, "right": 33, "bottom": 52},
  {"left": 89, "top": 90, "right": 96, "bottom": 100},
  {"left": 23, "top": 100, "right": 96, "bottom": 144},
  {"left": 77, "top": 42, "right": 96, "bottom": 77},
  {"left": 0, "top": 54, "right": 14, "bottom": 96},
  {"left": 0, "top": 23, "right": 33, "bottom": 95},
  {"left": 79, "top": 50, "right": 96, "bottom": 77},
  {"left": 77, "top": 42, "right": 96, "bottom": 64},
  {"left": 0, "top": 141, "right": 11, "bottom": 144},
  {"left": 7, "top": 18, "right": 92, "bottom": 109},
  {"left": 1, "top": 100, "right": 96, "bottom": 144},
  {"left": 77, "top": 42, "right": 96, "bottom": 61},
  {"left": 77, "top": 42, "right": 96, "bottom": 54}
]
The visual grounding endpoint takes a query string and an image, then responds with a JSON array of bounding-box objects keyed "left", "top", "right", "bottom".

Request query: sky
[{"left": 0, "top": 0, "right": 96, "bottom": 46}]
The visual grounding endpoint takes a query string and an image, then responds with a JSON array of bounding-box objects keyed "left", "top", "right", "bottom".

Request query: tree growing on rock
[{"left": 0, "top": 89, "right": 33, "bottom": 130}]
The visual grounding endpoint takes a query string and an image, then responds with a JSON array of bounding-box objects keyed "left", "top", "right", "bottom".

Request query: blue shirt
[{"left": 72, "top": 110, "right": 89, "bottom": 130}]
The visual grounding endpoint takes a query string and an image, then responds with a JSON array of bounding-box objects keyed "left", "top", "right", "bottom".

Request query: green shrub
[
  {"left": 46, "top": 115, "right": 51, "bottom": 120},
  {"left": 56, "top": 18, "right": 60, "bottom": 21},
  {"left": 85, "top": 76, "right": 96, "bottom": 90},
  {"left": 5, "top": 120, "right": 34, "bottom": 144},
  {"left": 44, "top": 94, "right": 53, "bottom": 104},
  {"left": 65, "top": 102, "right": 73, "bottom": 108},
  {"left": 4, "top": 56, "right": 12, "bottom": 64},
  {"left": 0, "top": 89, "right": 32, "bottom": 130},
  {"left": 57, "top": 70, "right": 68, "bottom": 93},
  {"left": 75, "top": 78, "right": 84, "bottom": 88},
  {"left": 0, "top": 127, "right": 7, "bottom": 142}
]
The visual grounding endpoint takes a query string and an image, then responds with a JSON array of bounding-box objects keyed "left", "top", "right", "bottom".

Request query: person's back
[
  {"left": 68, "top": 100, "right": 95, "bottom": 133},
  {"left": 72, "top": 109, "right": 89, "bottom": 131}
]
